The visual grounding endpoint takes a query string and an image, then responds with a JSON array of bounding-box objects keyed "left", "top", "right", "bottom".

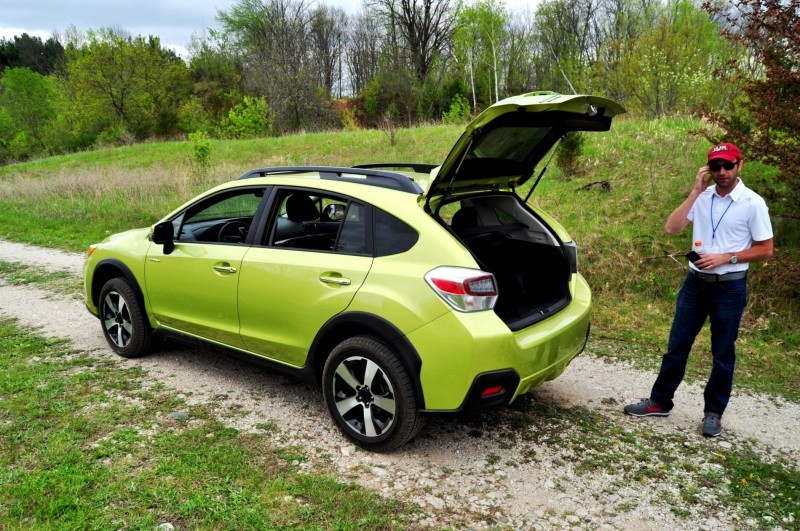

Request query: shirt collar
[{"left": 713, "top": 178, "right": 745, "bottom": 201}]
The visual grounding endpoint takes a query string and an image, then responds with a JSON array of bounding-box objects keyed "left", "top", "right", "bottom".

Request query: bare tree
[
  {"left": 218, "top": 0, "right": 323, "bottom": 132},
  {"left": 310, "top": 5, "right": 348, "bottom": 99},
  {"left": 346, "top": 10, "right": 383, "bottom": 95},
  {"left": 369, "top": 0, "right": 456, "bottom": 80}
]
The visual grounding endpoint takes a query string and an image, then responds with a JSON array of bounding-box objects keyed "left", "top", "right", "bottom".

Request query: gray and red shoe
[
  {"left": 702, "top": 413, "right": 723, "bottom": 437},
  {"left": 624, "top": 398, "right": 670, "bottom": 417}
]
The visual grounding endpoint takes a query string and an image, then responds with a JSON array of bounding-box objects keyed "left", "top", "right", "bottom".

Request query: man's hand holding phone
[{"left": 686, "top": 250, "right": 702, "bottom": 263}]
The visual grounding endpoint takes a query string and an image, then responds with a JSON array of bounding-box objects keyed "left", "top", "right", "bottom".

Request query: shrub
[
  {"left": 442, "top": 93, "right": 471, "bottom": 124},
  {"left": 219, "top": 96, "right": 273, "bottom": 139},
  {"left": 556, "top": 132, "right": 586, "bottom": 179},
  {"left": 188, "top": 131, "right": 212, "bottom": 179}
]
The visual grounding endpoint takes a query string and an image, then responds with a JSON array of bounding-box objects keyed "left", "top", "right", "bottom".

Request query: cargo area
[{"left": 445, "top": 194, "right": 572, "bottom": 331}]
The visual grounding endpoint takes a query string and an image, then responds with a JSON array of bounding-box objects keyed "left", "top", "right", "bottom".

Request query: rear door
[
  {"left": 426, "top": 92, "right": 625, "bottom": 204},
  {"left": 237, "top": 188, "right": 373, "bottom": 366}
]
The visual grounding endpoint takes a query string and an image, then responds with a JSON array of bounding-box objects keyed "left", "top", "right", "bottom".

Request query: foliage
[
  {"left": 189, "top": 130, "right": 213, "bottom": 178},
  {"left": 555, "top": 131, "right": 585, "bottom": 179},
  {"left": 442, "top": 93, "right": 471, "bottom": 124},
  {"left": 64, "top": 28, "right": 190, "bottom": 141},
  {"left": 700, "top": 0, "right": 800, "bottom": 216},
  {"left": 453, "top": 0, "right": 509, "bottom": 108},
  {"left": 217, "top": 0, "right": 325, "bottom": 133},
  {"left": 369, "top": 0, "right": 456, "bottom": 81},
  {"left": 0, "top": 33, "right": 64, "bottom": 75},
  {"left": 218, "top": 95, "right": 273, "bottom": 139},
  {"left": 340, "top": 104, "right": 360, "bottom": 131},
  {"left": 0, "top": 0, "right": 786, "bottom": 163},
  {"left": 0, "top": 68, "right": 60, "bottom": 161},
  {"left": 604, "top": 0, "right": 729, "bottom": 118}
]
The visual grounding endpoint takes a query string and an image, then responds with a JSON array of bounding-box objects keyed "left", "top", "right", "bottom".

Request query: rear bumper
[{"left": 413, "top": 274, "right": 591, "bottom": 412}]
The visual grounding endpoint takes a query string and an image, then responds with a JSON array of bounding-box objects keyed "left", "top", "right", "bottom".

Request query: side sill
[{"left": 152, "top": 328, "right": 318, "bottom": 386}]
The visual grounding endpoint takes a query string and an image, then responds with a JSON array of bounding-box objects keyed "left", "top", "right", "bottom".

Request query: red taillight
[
  {"left": 424, "top": 267, "right": 498, "bottom": 312},
  {"left": 481, "top": 385, "right": 505, "bottom": 397},
  {"left": 430, "top": 278, "right": 466, "bottom": 295}
]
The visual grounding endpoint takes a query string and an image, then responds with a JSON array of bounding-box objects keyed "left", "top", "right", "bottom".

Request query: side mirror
[
  {"left": 151, "top": 221, "right": 175, "bottom": 255},
  {"left": 324, "top": 203, "right": 345, "bottom": 221}
]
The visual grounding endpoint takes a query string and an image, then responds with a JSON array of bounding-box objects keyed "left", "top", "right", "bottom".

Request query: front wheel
[
  {"left": 99, "top": 278, "right": 153, "bottom": 358},
  {"left": 322, "top": 336, "right": 423, "bottom": 452}
]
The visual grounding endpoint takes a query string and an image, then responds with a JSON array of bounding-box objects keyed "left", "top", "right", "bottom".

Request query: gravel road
[{"left": 1, "top": 239, "right": 797, "bottom": 530}]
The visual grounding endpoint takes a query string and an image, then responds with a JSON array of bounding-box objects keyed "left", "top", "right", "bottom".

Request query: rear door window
[{"left": 266, "top": 188, "right": 370, "bottom": 255}]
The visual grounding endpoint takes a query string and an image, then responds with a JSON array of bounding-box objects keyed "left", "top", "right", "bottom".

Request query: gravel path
[{"left": 1, "top": 239, "right": 797, "bottom": 529}]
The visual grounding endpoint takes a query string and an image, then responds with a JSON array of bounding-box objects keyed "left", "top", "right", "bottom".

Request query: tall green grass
[{"left": 1, "top": 118, "right": 797, "bottom": 400}]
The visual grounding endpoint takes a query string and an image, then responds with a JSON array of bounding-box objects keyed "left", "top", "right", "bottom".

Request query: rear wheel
[
  {"left": 99, "top": 278, "right": 153, "bottom": 358},
  {"left": 322, "top": 336, "right": 423, "bottom": 452}
]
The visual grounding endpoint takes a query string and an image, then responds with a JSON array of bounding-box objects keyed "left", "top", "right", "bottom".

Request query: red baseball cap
[{"left": 708, "top": 142, "right": 742, "bottom": 163}]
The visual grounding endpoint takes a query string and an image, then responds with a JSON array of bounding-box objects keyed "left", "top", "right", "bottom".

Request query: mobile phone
[{"left": 685, "top": 250, "right": 701, "bottom": 262}]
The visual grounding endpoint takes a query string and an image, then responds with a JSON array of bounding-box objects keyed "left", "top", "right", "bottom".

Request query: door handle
[
  {"left": 319, "top": 275, "right": 351, "bottom": 286},
  {"left": 213, "top": 265, "right": 237, "bottom": 273}
]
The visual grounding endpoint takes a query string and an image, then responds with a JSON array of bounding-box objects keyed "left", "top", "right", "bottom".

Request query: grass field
[{"left": 0, "top": 117, "right": 797, "bottom": 402}]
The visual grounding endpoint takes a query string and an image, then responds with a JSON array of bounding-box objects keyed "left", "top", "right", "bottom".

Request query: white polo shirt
[{"left": 687, "top": 179, "right": 773, "bottom": 274}]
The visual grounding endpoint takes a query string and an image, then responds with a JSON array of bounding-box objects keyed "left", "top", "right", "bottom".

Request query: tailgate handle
[{"left": 319, "top": 275, "right": 351, "bottom": 286}]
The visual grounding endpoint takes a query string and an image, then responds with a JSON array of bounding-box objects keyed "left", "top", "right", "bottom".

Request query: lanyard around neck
[{"left": 711, "top": 194, "right": 734, "bottom": 243}]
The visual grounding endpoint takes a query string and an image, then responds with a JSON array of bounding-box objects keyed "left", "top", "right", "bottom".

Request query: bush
[
  {"left": 188, "top": 131, "right": 212, "bottom": 178},
  {"left": 556, "top": 132, "right": 586, "bottom": 179},
  {"left": 442, "top": 93, "right": 471, "bottom": 124},
  {"left": 219, "top": 96, "right": 273, "bottom": 139}
]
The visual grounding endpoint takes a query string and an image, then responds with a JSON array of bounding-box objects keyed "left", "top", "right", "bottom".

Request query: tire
[
  {"left": 98, "top": 278, "right": 153, "bottom": 358},
  {"left": 322, "top": 336, "right": 423, "bottom": 452}
]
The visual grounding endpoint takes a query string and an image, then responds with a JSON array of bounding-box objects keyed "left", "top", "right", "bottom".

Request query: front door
[{"left": 145, "top": 187, "right": 266, "bottom": 347}]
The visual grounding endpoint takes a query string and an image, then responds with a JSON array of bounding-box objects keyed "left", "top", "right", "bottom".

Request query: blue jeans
[{"left": 650, "top": 272, "right": 747, "bottom": 416}]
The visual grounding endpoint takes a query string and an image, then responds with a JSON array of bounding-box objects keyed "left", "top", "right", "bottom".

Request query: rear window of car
[{"left": 374, "top": 209, "right": 418, "bottom": 257}]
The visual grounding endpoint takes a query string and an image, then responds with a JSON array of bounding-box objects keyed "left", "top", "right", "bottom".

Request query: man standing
[{"left": 624, "top": 143, "right": 773, "bottom": 436}]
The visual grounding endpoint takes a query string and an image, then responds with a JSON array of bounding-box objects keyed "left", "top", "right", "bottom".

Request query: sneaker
[
  {"left": 702, "top": 414, "right": 723, "bottom": 437},
  {"left": 624, "top": 398, "right": 670, "bottom": 417}
]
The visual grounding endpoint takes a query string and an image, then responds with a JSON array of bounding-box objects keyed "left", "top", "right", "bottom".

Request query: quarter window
[{"left": 375, "top": 208, "right": 418, "bottom": 256}]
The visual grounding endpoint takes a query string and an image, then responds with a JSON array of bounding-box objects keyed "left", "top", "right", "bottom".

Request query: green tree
[
  {"left": 453, "top": 0, "right": 509, "bottom": 109},
  {"left": 0, "top": 33, "right": 65, "bottom": 75},
  {"left": 186, "top": 33, "right": 243, "bottom": 131},
  {"left": 219, "top": 95, "right": 273, "bottom": 138},
  {"left": 0, "top": 67, "right": 59, "bottom": 160},
  {"left": 218, "top": 0, "right": 331, "bottom": 133},
  {"left": 64, "top": 28, "right": 190, "bottom": 141},
  {"left": 610, "top": 0, "right": 726, "bottom": 118}
]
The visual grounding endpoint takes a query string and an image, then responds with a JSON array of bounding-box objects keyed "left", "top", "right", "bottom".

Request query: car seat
[{"left": 286, "top": 194, "right": 319, "bottom": 222}]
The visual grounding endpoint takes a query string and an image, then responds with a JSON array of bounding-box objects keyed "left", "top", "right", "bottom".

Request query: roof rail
[
  {"left": 352, "top": 162, "right": 438, "bottom": 174},
  {"left": 236, "top": 166, "right": 423, "bottom": 194}
]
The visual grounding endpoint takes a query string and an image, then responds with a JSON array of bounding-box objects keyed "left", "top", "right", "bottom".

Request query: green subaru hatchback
[{"left": 84, "top": 92, "right": 625, "bottom": 451}]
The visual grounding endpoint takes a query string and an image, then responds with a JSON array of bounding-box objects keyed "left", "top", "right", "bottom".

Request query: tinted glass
[
  {"left": 468, "top": 126, "right": 552, "bottom": 162},
  {"left": 375, "top": 209, "right": 418, "bottom": 256},
  {"left": 268, "top": 189, "right": 368, "bottom": 255},
  {"left": 335, "top": 203, "right": 368, "bottom": 255}
]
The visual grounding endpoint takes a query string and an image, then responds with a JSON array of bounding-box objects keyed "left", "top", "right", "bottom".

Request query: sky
[{"left": 0, "top": 0, "right": 540, "bottom": 59}]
